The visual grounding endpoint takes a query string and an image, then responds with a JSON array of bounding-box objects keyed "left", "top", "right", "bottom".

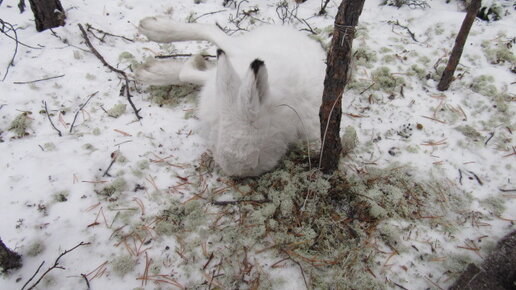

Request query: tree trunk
[
  {"left": 319, "top": 0, "right": 365, "bottom": 174},
  {"left": 437, "top": 0, "right": 481, "bottom": 91},
  {"left": 28, "top": 0, "right": 66, "bottom": 32},
  {"left": 0, "top": 238, "right": 22, "bottom": 273}
]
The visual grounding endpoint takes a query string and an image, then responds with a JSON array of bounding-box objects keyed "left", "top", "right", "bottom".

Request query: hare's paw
[
  {"left": 134, "top": 58, "right": 183, "bottom": 86},
  {"left": 138, "top": 16, "right": 176, "bottom": 42}
]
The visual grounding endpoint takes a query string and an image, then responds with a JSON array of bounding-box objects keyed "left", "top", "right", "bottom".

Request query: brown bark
[
  {"left": 0, "top": 238, "right": 22, "bottom": 272},
  {"left": 319, "top": 0, "right": 365, "bottom": 174},
  {"left": 437, "top": 0, "right": 481, "bottom": 91},
  {"left": 28, "top": 0, "right": 66, "bottom": 32}
]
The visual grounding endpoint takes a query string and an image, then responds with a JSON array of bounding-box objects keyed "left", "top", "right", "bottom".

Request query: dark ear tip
[
  {"left": 250, "top": 59, "right": 265, "bottom": 74},
  {"left": 216, "top": 49, "right": 225, "bottom": 58}
]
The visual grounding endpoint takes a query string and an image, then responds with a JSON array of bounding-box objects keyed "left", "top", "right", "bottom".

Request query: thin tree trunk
[
  {"left": 0, "top": 238, "right": 22, "bottom": 272},
  {"left": 437, "top": 0, "right": 481, "bottom": 91},
  {"left": 319, "top": 0, "right": 365, "bottom": 174},
  {"left": 28, "top": 0, "right": 66, "bottom": 32}
]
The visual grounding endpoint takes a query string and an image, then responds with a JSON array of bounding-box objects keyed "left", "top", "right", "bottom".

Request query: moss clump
[
  {"left": 92, "top": 128, "right": 101, "bottom": 135},
  {"left": 107, "top": 104, "right": 127, "bottom": 118},
  {"left": 111, "top": 255, "right": 136, "bottom": 277},
  {"left": 43, "top": 142, "right": 56, "bottom": 151},
  {"left": 482, "top": 40, "right": 516, "bottom": 64},
  {"left": 455, "top": 125, "right": 483, "bottom": 142},
  {"left": 354, "top": 47, "right": 378, "bottom": 68},
  {"left": 8, "top": 113, "right": 32, "bottom": 137},
  {"left": 98, "top": 178, "right": 127, "bottom": 198},
  {"left": 371, "top": 66, "right": 404, "bottom": 91},
  {"left": 149, "top": 84, "right": 199, "bottom": 107},
  {"left": 53, "top": 190, "right": 69, "bottom": 202},
  {"left": 26, "top": 240, "right": 45, "bottom": 257},
  {"left": 408, "top": 64, "right": 427, "bottom": 80},
  {"left": 341, "top": 126, "right": 358, "bottom": 155},
  {"left": 470, "top": 75, "right": 498, "bottom": 97},
  {"left": 480, "top": 196, "right": 506, "bottom": 216}
]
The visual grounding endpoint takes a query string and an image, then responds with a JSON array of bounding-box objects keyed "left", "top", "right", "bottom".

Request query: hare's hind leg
[
  {"left": 139, "top": 16, "right": 231, "bottom": 51},
  {"left": 135, "top": 54, "right": 211, "bottom": 86},
  {"left": 179, "top": 54, "right": 212, "bottom": 85},
  {"left": 134, "top": 58, "right": 184, "bottom": 86}
]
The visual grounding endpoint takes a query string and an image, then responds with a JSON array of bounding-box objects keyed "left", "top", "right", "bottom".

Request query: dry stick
[
  {"left": 103, "top": 152, "right": 119, "bottom": 177},
  {"left": 13, "top": 74, "right": 64, "bottom": 84},
  {"left": 69, "top": 91, "right": 98, "bottom": 133},
  {"left": 319, "top": 0, "right": 331, "bottom": 15},
  {"left": 211, "top": 199, "right": 271, "bottom": 206},
  {"left": 437, "top": 0, "right": 482, "bottom": 91},
  {"left": 80, "top": 273, "right": 91, "bottom": 290},
  {"left": 0, "top": 19, "right": 19, "bottom": 81},
  {"left": 388, "top": 20, "right": 418, "bottom": 42},
  {"left": 85, "top": 23, "right": 134, "bottom": 42},
  {"left": 155, "top": 53, "right": 216, "bottom": 59},
  {"left": 20, "top": 261, "right": 45, "bottom": 290},
  {"left": 43, "top": 101, "right": 62, "bottom": 136},
  {"left": 78, "top": 23, "right": 142, "bottom": 120},
  {"left": 191, "top": 9, "right": 227, "bottom": 22},
  {"left": 24, "top": 242, "right": 90, "bottom": 290}
]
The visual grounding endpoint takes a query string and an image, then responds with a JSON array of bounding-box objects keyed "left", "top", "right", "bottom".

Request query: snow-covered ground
[{"left": 0, "top": 0, "right": 514, "bottom": 289}]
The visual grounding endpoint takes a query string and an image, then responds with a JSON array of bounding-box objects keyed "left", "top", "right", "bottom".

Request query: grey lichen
[
  {"left": 107, "top": 104, "right": 127, "bottom": 118},
  {"left": 26, "top": 240, "right": 46, "bottom": 257},
  {"left": 111, "top": 255, "right": 136, "bottom": 277},
  {"left": 341, "top": 126, "right": 358, "bottom": 155},
  {"left": 98, "top": 178, "right": 127, "bottom": 198},
  {"left": 8, "top": 113, "right": 32, "bottom": 137}
]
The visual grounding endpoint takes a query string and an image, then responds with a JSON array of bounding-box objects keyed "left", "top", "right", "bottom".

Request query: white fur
[{"left": 137, "top": 17, "right": 326, "bottom": 176}]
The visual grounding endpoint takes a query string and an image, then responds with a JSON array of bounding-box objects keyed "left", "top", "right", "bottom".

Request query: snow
[{"left": 0, "top": 0, "right": 514, "bottom": 289}]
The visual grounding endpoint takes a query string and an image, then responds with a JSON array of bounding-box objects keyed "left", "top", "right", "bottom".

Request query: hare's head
[{"left": 211, "top": 50, "right": 290, "bottom": 176}]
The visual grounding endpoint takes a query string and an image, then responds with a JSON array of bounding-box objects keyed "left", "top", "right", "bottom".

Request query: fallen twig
[
  {"left": 23, "top": 242, "right": 90, "bottom": 290},
  {"left": 103, "top": 151, "right": 119, "bottom": 177},
  {"left": 81, "top": 273, "right": 91, "bottom": 290},
  {"left": 69, "top": 91, "right": 98, "bottom": 133},
  {"left": 388, "top": 20, "right": 418, "bottom": 42},
  {"left": 78, "top": 24, "right": 142, "bottom": 120},
  {"left": 211, "top": 199, "right": 271, "bottom": 206},
  {"left": 484, "top": 132, "right": 494, "bottom": 146},
  {"left": 13, "top": 74, "right": 64, "bottom": 84},
  {"left": 155, "top": 53, "right": 216, "bottom": 59},
  {"left": 43, "top": 101, "right": 62, "bottom": 137},
  {"left": 86, "top": 23, "right": 134, "bottom": 42}
]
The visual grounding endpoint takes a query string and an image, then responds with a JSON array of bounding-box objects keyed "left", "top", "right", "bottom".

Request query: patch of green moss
[
  {"left": 53, "top": 190, "right": 69, "bottom": 202},
  {"left": 341, "top": 126, "right": 358, "bottom": 155},
  {"left": 149, "top": 84, "right": 199, "bottom": 107},
  {"left": 8, "top": 113, "right": 32, "bottom": 137},
  {"left": 455, "top": 125, "right": 483, "bottom": 142},
  {"left": 482, "top": 40, "right": 516, "bottom": 64},
  {"left": 371, "top": 66, "right": 405, "bottom": 91},
  {"left": 111, "top": 255, "right": 136, "bottom": 277},
  {"left": 480, "top": 196, "right": 506, "bottom": 216},
  {"left": 43, "top": 142, "right": 56, "bottom": 151},
  {"left": 26, "top": 240, "right": 45, "bottom": 257},
  {"left": 98, "top": 178, "right": 127, "bottom": 198},
  {"left": 107, "top": 104, "right": 127, "bottom": 118},
  {"left": 470, "top": 75, "right": 498, "bottom": 97},
  {"left": 354, "top": 47, "right": 378, "bottom": 68}
]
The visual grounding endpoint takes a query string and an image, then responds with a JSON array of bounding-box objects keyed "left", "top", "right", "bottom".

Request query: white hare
[{"left": 137, "top": 16, "right": 326, "bottom": 176}]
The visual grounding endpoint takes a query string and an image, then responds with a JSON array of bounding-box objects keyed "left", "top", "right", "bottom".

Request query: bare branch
[
  {"left": 23, "top": 242, "right": 90, "bottom": 290},
  {"left": 43, "top": 101, "right": 62, "bottom": 137},
  {"left": 78, "top": 23, "right": 142, "bottom": 120},
  {"left": 14, "top": 74, "right": 65, "bottom": 84},
  {"left": 69, "top": 91, "right": 98, "bottom": 134}
]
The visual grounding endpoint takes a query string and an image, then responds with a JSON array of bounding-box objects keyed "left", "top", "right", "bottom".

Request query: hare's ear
[
  {"left": 216, "top": 49, "right": 240, "bottom": 102},
  {"left": 239, "top": 59, "right": 269, "bottom": 119}
]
